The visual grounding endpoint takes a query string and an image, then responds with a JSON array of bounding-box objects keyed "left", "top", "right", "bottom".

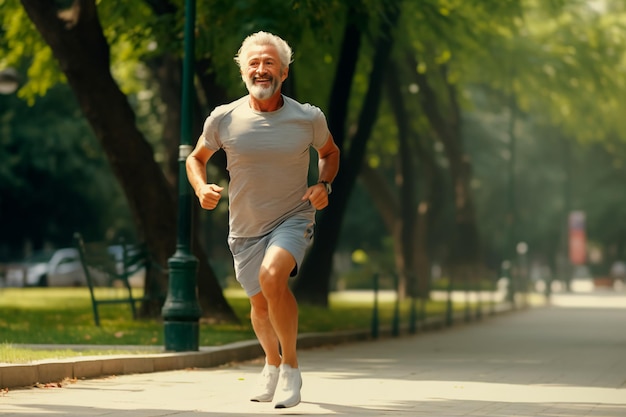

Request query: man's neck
[{"left": 249, "top": 92, "right": 283, "bottom": 112}]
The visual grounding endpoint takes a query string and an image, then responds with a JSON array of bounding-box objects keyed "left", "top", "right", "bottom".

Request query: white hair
[{"left": 234, "top": 31, "right": 293, "bottom": 70}]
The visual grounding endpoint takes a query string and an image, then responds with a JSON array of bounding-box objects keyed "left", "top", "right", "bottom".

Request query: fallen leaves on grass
[
  {"left": 35, "top": 382, "right": 63, "bottom": 389},
  {"left": 34, "top": 377, "right": 77, "bottom": 389}
]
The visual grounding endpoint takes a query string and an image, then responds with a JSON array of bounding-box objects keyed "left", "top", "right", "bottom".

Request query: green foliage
[
  {"left": 462, "top": 0, "right": 626, "bottom": 143},
  {"left": 1, "top": 0, "right": 64, "bottom": 103},
  {"left": 337, "top": 181, "right": 387, "bottom": 252},
  {"left": 3, "top": 0, "right": 626, "bottom": 287},
  {"left": 382, "top": 0, "right": 626, "bottom": 276},
  {"left": 467, "top": 102, "right": 626, "bottom": 274},
  {"left": 0, "top": 83, "right": 133, "bottom": 254}
]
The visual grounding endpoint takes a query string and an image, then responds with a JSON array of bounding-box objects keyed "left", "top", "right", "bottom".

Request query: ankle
[
  {"left": 281, "top": 361, "right": 298, "bottom": 369},
  {"left": 281, "top": 354, "right": 298, "bottom": 368},
  {"left": 266, "top": 358, "right": 281, "bottom": 367}
]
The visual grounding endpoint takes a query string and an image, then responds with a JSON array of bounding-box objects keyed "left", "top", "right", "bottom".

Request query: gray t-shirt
[{"left": 202, "top": 95, "right": 330, "bottom": 238}]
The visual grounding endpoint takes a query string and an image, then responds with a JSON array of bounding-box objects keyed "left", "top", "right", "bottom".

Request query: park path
[{"left": 1, "top": 292, "right": 625, "bottom": 416}]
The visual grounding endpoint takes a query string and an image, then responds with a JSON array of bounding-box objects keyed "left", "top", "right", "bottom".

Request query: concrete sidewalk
[{"left": 1, "top": 293, "right": 626, "bottom": 416}]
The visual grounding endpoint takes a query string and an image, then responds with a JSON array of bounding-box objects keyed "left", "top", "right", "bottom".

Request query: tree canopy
[{"left": 2, "top": 0, "right": 625, "bottom": 316}]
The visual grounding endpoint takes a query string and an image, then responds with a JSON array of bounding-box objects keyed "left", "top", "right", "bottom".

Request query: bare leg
[
  {"left": 249, "top": 294, "right": 281, "bottom": 402},
  {"left": 258, "top": 245, "right": 299, "bottom": 368},
  {"left": 249, "top": 292, "right": 281, "bottom": 366}
]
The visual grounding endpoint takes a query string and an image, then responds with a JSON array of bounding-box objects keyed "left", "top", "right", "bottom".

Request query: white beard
[{"left": 245, "top": 75, "right": 282, "bottom": 100}]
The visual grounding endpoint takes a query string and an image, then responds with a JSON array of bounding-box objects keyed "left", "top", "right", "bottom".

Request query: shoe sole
[
  {"left": 274, "top": 367, "right": 302, "bottom": 408},
  {"left": 274, "top": 386, "right": 301, "bottom": 409},
  {"left": 274, "top": 395, "right": 301, "bottom": 409}
]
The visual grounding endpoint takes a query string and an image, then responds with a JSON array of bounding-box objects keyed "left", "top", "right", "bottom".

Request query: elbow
[
  {"left": 332, "top": 146, "right": 341, "bottom": 164},
  {"left": 185, "top": 155, "right": 194, "bottom": 173}
]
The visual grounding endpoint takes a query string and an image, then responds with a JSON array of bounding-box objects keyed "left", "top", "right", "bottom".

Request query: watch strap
[{"left": 318, "top": 180, "right": 332, "bottom": 195}]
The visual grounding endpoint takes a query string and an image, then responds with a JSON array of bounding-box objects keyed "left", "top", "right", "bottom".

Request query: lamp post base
[
  {"left": 162, "top": 249, "right": 202, "bottom": 352},
  {"left": 164, "top": 320, "right": 199, "bottom": 352}
]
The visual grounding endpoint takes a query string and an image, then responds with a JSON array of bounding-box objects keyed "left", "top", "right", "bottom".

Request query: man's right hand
[{"left": 196, "top": 184, "right": 224, "bottom": 210}]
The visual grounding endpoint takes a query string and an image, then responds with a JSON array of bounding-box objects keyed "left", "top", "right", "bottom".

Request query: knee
[
  {"left": 259, "top": 266, "right": 286, "bottom": 301},
  {"left": 250, "top": 293, "right": 269, "bottom": 318}
]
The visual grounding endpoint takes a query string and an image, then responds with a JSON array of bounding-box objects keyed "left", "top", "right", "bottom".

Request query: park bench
[{"left": 74, "top": 232, "right": 162, "bottom": 326}]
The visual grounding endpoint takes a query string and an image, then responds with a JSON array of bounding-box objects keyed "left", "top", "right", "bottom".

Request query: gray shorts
[{"left": 227, "top": 216, "right": 315, "bottom": 297}]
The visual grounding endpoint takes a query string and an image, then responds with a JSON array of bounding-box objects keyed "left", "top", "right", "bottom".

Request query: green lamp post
[{"left": 162, "top": 0, "right": 202, "bottom": 351}]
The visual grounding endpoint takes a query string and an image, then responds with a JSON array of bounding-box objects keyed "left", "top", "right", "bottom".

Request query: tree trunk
[
  {"left": 385, "top": 61, "right": 417, "bottom": 300},
  {"left": 146, "top": 54, "right": 181, "bottom": 188},
  {"left": 409, "top": 55, "right": 482, "bottom": 277},
  {"left": 291, "top": 7, "right": 361, "bottom": 305},
  {"left": 21, "top": 0, "right": 238, "bottom": 322},
  {"left": 357, "top": 59, "right": 437, "bottom": 301},
  {"left": 294, "top": 1, "right": 400, "bottom": 305},
  {"left": 358, "top": 164, "right": 398, "bottom": 232}
]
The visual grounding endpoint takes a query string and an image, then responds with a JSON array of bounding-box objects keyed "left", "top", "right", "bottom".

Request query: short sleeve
[
  {"left": 202, "top": 111, "right": 223, "bottom": 151},
  {"left": 310, "top": 106, "right": 330, "bottom": 150}
]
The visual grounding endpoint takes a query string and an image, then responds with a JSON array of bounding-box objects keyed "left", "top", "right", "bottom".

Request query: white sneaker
[
  {"left": 274, "top": 364, "right": 302, "bottom": 409},
  {"left": 249, "top": 364, "right": 280, "bottom": 402}
]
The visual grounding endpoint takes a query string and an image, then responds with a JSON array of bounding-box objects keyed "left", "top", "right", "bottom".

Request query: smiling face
[{"left": 241, "top": 44, "right": 288, "bottom": 101}]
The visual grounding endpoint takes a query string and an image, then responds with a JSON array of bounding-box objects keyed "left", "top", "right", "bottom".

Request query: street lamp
[
  {"left": 161, "top": 0, "right": 202, "bottom": 351},
  {"left": 516, "top": 241, "right": 529, "bottom": 306},
  {"left": 0, "top": 68, "right": 19, "bottom": 95},
  {"left": 505, "top": 93, "right": 518, "bottom": 306}
]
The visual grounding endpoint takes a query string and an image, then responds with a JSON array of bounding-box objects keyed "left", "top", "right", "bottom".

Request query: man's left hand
[{"left": 302, "top": 184, "right": 329, "bottom": 210}]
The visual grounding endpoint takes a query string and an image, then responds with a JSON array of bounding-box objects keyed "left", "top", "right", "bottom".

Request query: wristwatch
[{"left": 319, "top": 180, "right": 332, "bottom": 195}]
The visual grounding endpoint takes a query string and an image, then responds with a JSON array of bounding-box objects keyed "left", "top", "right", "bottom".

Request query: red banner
[{"left": 568, "top": 211, "right": 586, "bottom": 265}]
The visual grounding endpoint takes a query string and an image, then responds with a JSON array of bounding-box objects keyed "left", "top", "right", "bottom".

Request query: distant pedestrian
[{"left": 186, "top": 31, "right": 340, "bottom": 409}]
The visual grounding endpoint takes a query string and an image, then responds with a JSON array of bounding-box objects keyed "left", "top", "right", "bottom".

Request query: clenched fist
[
  {"left": 302, "top": 183, "right": 329, "bottom": 210},
  {"left": 195, "top": 183, "right": 224, "bottom": 210}
]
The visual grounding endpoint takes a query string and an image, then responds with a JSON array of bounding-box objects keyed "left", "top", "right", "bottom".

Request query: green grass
[
  {"left": 0, "top": 287, "right": 461, "bottom": 363},
  {"left": 0, "top": 344, "right": 159, "bottom": 363}
]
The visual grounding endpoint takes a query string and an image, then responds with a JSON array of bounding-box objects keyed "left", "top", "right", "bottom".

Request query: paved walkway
[{"left": 1, "top": 292, "right": 626, "bottom": 416}]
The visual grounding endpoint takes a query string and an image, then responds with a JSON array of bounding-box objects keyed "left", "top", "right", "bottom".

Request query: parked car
[{"left": 5, "top": 248, "right": 85, "bottom": 287}]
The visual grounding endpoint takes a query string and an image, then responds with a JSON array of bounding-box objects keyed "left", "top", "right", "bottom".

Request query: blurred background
[{"left": 1, "top": 0, "right": 625, "bottom": 318}]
